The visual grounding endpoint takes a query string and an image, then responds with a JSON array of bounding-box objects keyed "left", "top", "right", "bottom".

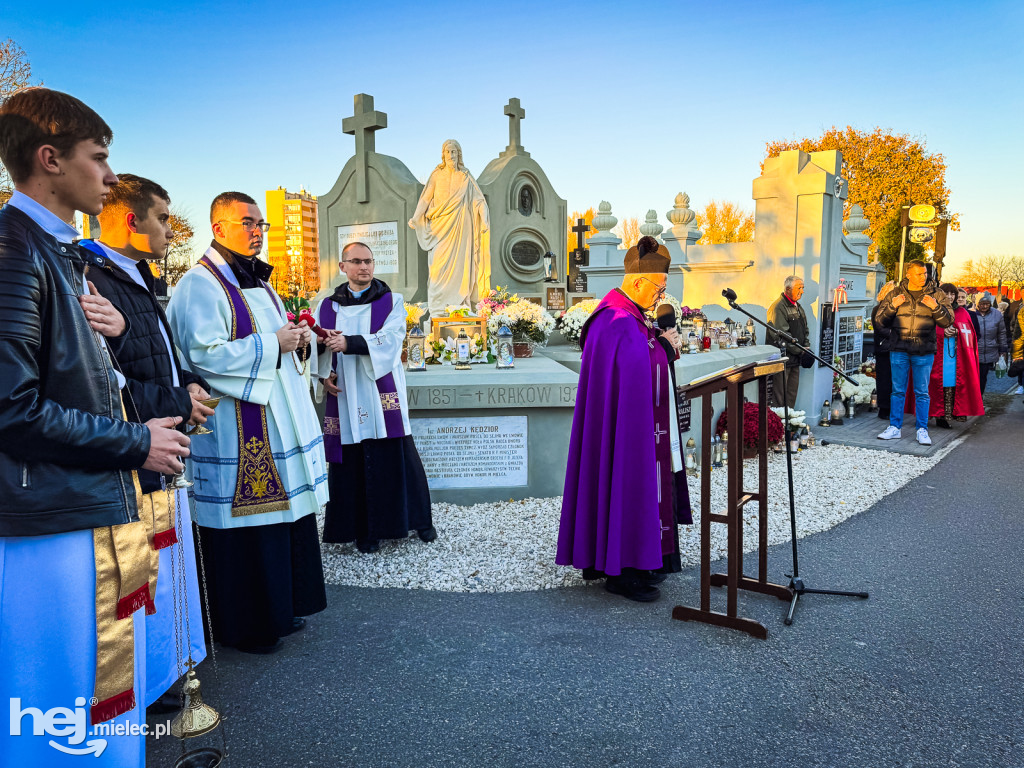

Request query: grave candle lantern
[
  {"left": 454, "top": 328, "right": 472, "bottom": 370},
  {"left": 495, "top": 325, "right": 515, "bottom": 369},
  {"left": 406, "top": 326, "right": 426, "bottom": 372},
  {"left": 819, "top": 400, "right": 831, "bottom": 426},
  {"left": 684, "top": 438, "right": 698, "bottom": 476}
]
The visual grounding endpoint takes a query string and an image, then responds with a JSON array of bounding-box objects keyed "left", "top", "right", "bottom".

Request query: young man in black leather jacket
[{"left": 0, "top": 87, "right": 189, "bottom": 764}]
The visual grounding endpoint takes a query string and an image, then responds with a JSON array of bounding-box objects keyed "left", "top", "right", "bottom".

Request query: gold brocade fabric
[
  {"left": 91, "top": 471, "right": 154, "bottom": 724},
  {"left": 231, "top": 399, "right": 290, "bottom": 517}
]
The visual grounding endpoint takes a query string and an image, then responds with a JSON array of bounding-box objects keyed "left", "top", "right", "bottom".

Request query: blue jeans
[{"left": 890, "top": 351, "right": 933, "bottom": 430}]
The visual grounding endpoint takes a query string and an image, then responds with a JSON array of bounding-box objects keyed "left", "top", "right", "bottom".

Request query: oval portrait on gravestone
[
  {"left": 518, "top": 186, "right": 534, "bottom": 217},
  {"left": 510, "top": 240, "right": 542, "bottom": 268}
]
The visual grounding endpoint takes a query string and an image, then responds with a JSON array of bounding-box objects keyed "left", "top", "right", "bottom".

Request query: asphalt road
[{"left": 150, "top": 394, "right": 1024, "bottom": 768}]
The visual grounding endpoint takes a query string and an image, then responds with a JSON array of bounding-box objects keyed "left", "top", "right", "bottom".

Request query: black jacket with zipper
[
  {"left": 0, "top": 205, "right": 150, "bottom": 537},
  {"left": 875, "top": 279, "right": 954, "bottom": 356},
  {"left": 82, "top": 241, "right": 210, "bottom": 494}
]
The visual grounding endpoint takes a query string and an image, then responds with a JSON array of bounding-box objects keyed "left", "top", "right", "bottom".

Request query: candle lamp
[
  {"left": 684, "top": 438, "right": 698, "bottom": 476},
  {"left": 495, "top": 325, "right": 515, "bottom": 369},
  {"left": 406, "top": 326, "right": 426, "bottom": 372},
  {"left": 454, "top": 329, "right": 472, "bottom": 370},
  {"left": 819, "top": 400, "right": 831, "bottom": 427},
  {"left": 831, "top": 399, "right": 845, "bottom": 425}
]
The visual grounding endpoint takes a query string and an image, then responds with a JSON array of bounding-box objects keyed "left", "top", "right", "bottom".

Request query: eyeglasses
[
  {"left": 217, "top": 219, "right": 271, "bottom": 233},
  {"left": 639, "top": 277, "right": 667, "bottom": 300},
  {"left": 343, "top": 258, "right": 374, "bottom": 266}
]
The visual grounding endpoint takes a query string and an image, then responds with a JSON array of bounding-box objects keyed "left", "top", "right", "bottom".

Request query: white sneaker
[
  {"left": 877, "top": 426, "right": 902, "bottom": 440},
  {"left": 1016, "top": 385, "right": 1023, "bottom": 395},
  {"left": 916, "top": 428, "right": 932, "bottom": 446}
]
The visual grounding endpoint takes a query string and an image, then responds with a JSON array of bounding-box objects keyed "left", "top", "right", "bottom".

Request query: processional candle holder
[
  {"left": 495, "top": 325, "right": 515, "bottom": 369},
  {"left": 406, "top": 326, "right": 426, "bottom": 372}
]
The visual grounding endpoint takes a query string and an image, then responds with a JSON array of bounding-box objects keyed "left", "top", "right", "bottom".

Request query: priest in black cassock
[{"left": 315, "top": 242, "right": 435, "bottom": 553}]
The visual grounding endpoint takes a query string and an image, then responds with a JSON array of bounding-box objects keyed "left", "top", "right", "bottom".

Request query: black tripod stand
[{"left": 721, "top": 288, "right": 870, "bottom": 625}]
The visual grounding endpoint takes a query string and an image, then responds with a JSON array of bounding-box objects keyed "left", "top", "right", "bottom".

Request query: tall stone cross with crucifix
[
  {"left": 499, "top": 97, "right": 530, "bottom": 159},
  {"left": 342, "top": 93, "right": 388, "bottom": 203}
]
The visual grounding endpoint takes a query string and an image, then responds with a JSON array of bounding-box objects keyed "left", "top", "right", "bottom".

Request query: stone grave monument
[
  {"left": 317, "top": 93, "right": 427, "bottom": 302},
  {"left": 476, "top": 98, "right": 568, "bottom": 309}
]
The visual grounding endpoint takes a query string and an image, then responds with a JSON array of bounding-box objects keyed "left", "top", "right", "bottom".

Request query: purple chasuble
[
  {"left": 319, "top": 292, "right": 406, "bottom": 464},
  {"left": 556, "top": 289, "right": 689, "bottom": 576},
  {"left": 198, "top": 255, "right": 290, "bottom": 516}
]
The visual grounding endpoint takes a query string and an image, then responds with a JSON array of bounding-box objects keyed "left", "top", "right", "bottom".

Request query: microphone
[
  {"left": 722, "top": 288, "right": 738, "bottom": 303},
  {"left": 656, "top": 302, "right": 677, "bottom": 330}
]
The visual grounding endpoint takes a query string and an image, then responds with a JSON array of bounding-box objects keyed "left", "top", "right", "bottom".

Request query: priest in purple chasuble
[
  {"left": 314, "top": 241, "right": 434, "bottom": 555},
  {"left": 166, "top": 192, "right": 328, "bottom": 654},
  {"left": 557, "top": 236, "right": 692, "bottom": 603}
]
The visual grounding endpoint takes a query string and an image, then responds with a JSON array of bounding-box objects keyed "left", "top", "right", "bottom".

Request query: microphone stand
[{"left": 722, "top": 291, "right": 869, "bottom": 626}]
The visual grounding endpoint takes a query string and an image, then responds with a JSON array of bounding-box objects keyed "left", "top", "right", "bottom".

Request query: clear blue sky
[{"left": 7, "top": 0, "right": 1022, "bottom": 274}]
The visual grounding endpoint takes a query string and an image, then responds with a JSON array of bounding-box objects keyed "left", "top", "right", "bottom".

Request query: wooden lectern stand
[{"left": 672, "top": 359, "right": 791, "bottom": 639}]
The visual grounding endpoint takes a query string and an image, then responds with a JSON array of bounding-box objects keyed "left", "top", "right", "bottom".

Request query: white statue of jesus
[{"left": 409, "top": 139, "right": 491, "bottom": 316}]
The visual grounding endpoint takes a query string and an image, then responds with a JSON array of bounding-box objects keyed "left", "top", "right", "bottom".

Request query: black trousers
[{"left": 979, "top": 362, "right": 994, "bottom": 395}]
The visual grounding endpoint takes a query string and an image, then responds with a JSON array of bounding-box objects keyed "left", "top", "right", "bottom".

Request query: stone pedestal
[{"left": 406, "top": 357, "right": 578, "bottom": 504}]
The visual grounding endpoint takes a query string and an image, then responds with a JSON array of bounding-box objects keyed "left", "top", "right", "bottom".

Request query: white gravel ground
[{"left": 319, "top": 438, "right": 964, "bottom": 593}]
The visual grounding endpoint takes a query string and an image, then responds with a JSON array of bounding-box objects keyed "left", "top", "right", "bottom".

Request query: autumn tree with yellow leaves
[
  {"left": 764, "top": 127, "right": 958, "bottom": 261},
  {"left": 695, "top": 200, "right": 754, "bottom": 245},
  {"left": 567, "top": 208, "right": 595, "bottom": 252},
  {"left": 164, "top": 209, "right": 196, "bottom": 286}
]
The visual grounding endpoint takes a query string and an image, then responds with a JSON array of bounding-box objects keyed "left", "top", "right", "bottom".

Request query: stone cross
[
  {"left": 342, "top": 93, "right": 387, "bottom": 204},
  {"left": 572, "top": 218, "right": 591, "bottom": 251},
  {"left": 502, "top": 98, "right": 528, "bottom": 157}
]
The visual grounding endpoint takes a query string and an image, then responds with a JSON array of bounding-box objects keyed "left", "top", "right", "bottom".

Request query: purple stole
[
  {"left": 649, "top": 327, "right": 677, "bottom": 555},
  {"left": 318, "top": 291, "right": 406, "bottom": 464},
  {"left": 198, "top": 255, "right": 290, "bottom": 517}
]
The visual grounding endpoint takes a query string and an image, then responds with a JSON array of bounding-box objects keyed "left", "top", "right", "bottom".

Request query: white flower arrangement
[
  {"left": 770, "top": 407, "right": 807, "bottom": 429},
  {"left": 839, "top": 372, "right": 876, "bottom": 405},
  {"left": 484, "top": 299, "right": 555, "bottom": 344},
  {"left": 557, "top": 299, "right": 600, "bottom": 346}
]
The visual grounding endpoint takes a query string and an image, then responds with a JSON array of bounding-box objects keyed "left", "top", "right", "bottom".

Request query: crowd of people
[
  {"left": 0, "top": 87, "right": 435, "bottom": 765},
  {"left": 2, "top": 85, "right": 1022, "bottom": 765},
  {"left": 870, "top": 260, "right": 1024, "bottom": 446}
]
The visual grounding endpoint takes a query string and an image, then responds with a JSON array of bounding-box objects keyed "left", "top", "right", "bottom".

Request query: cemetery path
[{"left": 149, "top": 395, "right": 1024, "bottom": 768}]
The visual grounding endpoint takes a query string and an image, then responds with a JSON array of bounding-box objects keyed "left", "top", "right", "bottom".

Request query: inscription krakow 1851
[{"left": 407, "top": 384, "right": 576, "bottom": 409}]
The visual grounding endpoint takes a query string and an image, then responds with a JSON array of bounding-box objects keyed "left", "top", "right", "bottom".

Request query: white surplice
[
  {"left": 314, "top": 291, "right": 411, "bottom": 444},
  {"left": 166, "top": 248, "right": 328, "bottom": 529}
]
